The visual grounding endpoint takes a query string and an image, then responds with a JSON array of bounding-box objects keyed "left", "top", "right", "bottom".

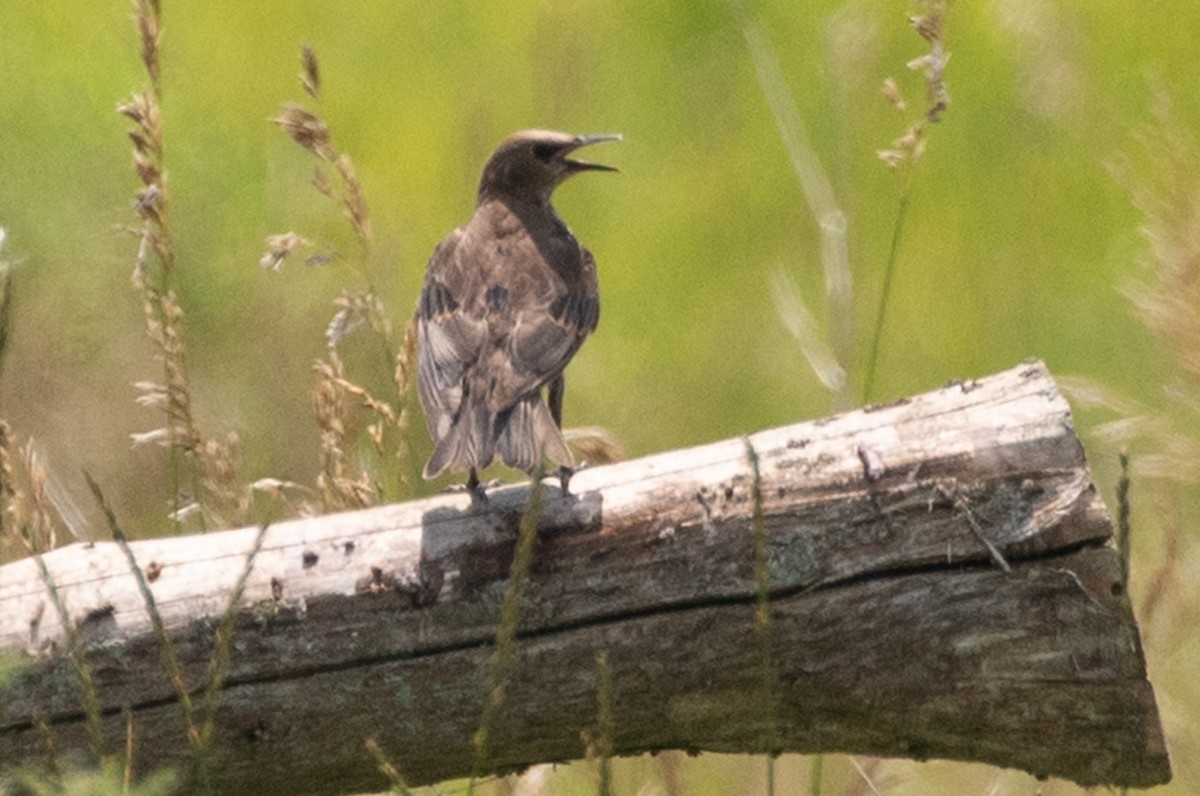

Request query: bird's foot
[
  {"left": 442, "top": 471, "right": 500, "bottom": 507},
  {"left": 555, "top": 464, "right": 581, "bottom": 494}
]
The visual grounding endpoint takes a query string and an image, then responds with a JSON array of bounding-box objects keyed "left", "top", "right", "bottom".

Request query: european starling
[{"left": 416, "top": 129, "right": 619, "bottom": 493}]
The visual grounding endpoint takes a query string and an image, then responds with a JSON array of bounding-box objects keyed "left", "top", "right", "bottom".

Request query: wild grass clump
[
  {"left": 267, "top": 45, "right": 417, "bottom": 513},
  {"left": 0, "top": 422, "right": 55, "bottom": 558},
  {"left": 120, "top": 0, "right": 252, "bottom": 532},
  {"left": 1064, "top": 97, "right": 1200, "bottom": 651}
]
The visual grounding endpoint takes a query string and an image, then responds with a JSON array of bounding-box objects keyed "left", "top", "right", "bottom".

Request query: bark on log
[{"left": 0, "top": 361, "right": 1170, "bottom": 793}]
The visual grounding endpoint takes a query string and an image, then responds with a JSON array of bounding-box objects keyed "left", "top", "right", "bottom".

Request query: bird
[{"left": 416, "top": 129, "right": 620, "bottom": 496}]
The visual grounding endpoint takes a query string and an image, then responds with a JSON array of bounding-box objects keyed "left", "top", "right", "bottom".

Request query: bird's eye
[{"left": 533, "top": 143, "right": 558, "bottom": 161}]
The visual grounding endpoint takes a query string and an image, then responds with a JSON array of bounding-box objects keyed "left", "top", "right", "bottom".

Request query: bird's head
[{"left": 478, "top": 130, "right": 621, "bottom": 205}]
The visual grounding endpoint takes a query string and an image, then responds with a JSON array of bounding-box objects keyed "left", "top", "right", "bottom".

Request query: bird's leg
[
  {"left": 547, "top": 375, "right": 575, "bottom": 493},
  {"left": 557, "top": 466, "right": 575, "bottom": 494},
  {"left": 465, "top": 467, "right": 489, "bottom": 506},
  {"left": 548, "top": 374, "right": 565, "bottom": 428}
]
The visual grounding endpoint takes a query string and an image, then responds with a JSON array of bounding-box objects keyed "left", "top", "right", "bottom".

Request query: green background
[{"left": 1, "top": 1, "right": 1197, "bottom": 793}]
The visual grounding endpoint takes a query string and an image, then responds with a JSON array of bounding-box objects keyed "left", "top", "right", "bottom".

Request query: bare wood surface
[{"left": 0, "top": 360, "right": 1170, "bottom": 792}]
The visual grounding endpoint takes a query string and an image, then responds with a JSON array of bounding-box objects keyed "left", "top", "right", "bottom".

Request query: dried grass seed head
[
  {"left": 273, "top": 103, "right": 335, "bottom": 160},
  {"left": 299, "top": 45, "right": 321, "bottom": 100},
  {"left": 135, "top": 0, "right": 162, "bottom": 88},
  {"left": 260, "top": 232, "right": 313, "bottom": 271},
  {"left": 881, "top": 77, "right": 907, "bottom": 111},
  {"left": 1117, "top": 104, "right": 1200, "bottom": 381}
]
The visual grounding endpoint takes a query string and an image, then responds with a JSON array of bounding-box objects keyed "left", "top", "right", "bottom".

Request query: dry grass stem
[
  {"left": 0, "top": 420, "right": 19, "bottom": 557},
  {"left": 22, "top": 441, "right": 59, "bottom": 554},
  {"left": 268, "top": 46, "right": 416, "bottom": 507},
  {"left": 313, "top": 354, "right": 379, "bottom": 511},
  {"left": 270, "top": 91, "right": 371, "bottom": 258},
  {"left": 0, "top": 425, "right": 74, "bottom": 561},
  {"left": 0, "top": 229, "right": 12, "bottom": 376},
  {"left": 32, "top": 551, "right": 107, "bottom": 761},
  {"left": 769, "top": 267, "right": 847, "bottom": 393},
  {"left": 124, "top": 704, "right": 136, "bottom": 790},
  {"left": 591, "top": 651, "right": 615, "bottom": 796},
  {"left": 1063, "top": 376, "right": 1200, "bottom": 484},
  {"left": 391, "top": 316, "right": 418, "bottom": 470},
  {"left": 195, "top": 522, "right": 270, "bottom": 754},
  {"left": 365, "top": 737, "right": 413, "bottom": 795},
  {"left": 32, "top": 710, "right": 62, "bottom": 787},
  {"left": 1118, "top": 102, "right": 1200, "bottom": 385},
  {"left": 732, "top": 0, "right": 854, "bottom": 409},
  {"left": 746, "top": 439, "right": 781, "bottom": 758},
  {"left": 1067, "top": 103, "right": 1200, "bottom": 485},
  {"left": 469, "top": 473, "right": 546, "bottom": 792},
  {"left": 846, "top": 757, "right": 887, "bottom": 796},
  {"left": 133, "top": 0, "right": 163, "bottom": 90},
  {"left": 120, "top": 0, "right": 260, "bottom": 531},
  {"left": 86, "top": 472, "right": 200, "bottom": 746},
  {"left": 865, "top": 1, "right": 953, "bottom": 402}
]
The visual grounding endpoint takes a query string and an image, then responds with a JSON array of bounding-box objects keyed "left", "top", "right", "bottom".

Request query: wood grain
[{"left": 0, "top": 361, "right": 1170, "bottom": 792}]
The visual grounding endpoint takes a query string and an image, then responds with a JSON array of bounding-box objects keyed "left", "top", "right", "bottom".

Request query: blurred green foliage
[{"left": 1, "top": 0, "right": 1198, "bottom": 793}]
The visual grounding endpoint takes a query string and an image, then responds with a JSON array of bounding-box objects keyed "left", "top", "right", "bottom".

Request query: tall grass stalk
[
  {"left": 862, "top": 194, "right": 910, "bottom": 402},
  {"left": 730, "top": 0, "right": 852, "bottom": 412},
  {"left": 0, "top": 228, "right": 11, "bottom": 383},
  {"left": 745, "top": 439, "right": 779, "bottom": 795},
  {"left": 124, "top": 705, "right": 136, "bottom": 792},
  {"left": 195, "top": 522, "right": 269, "bottom": 750},
  {"left": 468, "top": 473, "right": 546, "bottom": 793},
  {"left": 32, "top": 711, "right": 62, "bottom": 787},
  {"left": 365, "top": 737, "right": 413, "bottom": 795},
  {"left": 866, "top": 2, "right": 951, "bottom": 402},
  {"left": 592, "top": 651, "right": 614, "bottom": 796},
  {"left": 809, "top": 753, "right": 824, "bottom": 796},
  {"left": 85, "top": 469, "right": 269, "bottom": 790},
  {"left": 32, "top": 552, "right": 107, "bottom": 762},
  {"left": 122, "top": 0, "right": 251, "bottom": 531},
  {"left": 85, "top": 472, "right": 198, "bottom": 745}
]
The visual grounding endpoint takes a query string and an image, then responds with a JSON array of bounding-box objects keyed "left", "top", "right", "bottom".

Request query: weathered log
[{"left": 0, "top": 361, "right": 1170, "bottom": 792}]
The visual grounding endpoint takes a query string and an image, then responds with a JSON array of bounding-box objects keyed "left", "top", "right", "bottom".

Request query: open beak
[{"left": 564, "top": 133, "right": 622, "bottom": 173}]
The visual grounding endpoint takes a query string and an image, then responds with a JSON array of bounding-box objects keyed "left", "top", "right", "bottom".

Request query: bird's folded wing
[
  {"left": 417, "top": 231, "right": 488, "bottom": 437},
  {"left": 492, "top": 286, "right": 599, "bottom": 408}
]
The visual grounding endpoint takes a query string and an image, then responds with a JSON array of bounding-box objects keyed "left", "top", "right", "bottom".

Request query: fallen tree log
[{"left": 0, "top": 360, "right": 1170, "bottom": 792}]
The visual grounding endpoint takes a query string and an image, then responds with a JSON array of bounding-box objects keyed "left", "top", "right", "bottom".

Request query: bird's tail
[
  {"left": 423, "top": 395, "right": 571, "bottom": 480},
  {"left": 423, "top": 398, "right": 494, "bottom": 480},
  {"left": 496, "top": 395, "right": 573, "bottom": 474}
]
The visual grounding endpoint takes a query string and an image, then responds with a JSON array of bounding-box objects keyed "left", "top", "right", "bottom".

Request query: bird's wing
[
  {"left": 491, "top": 248, "right": 600, "bottom": 411},
  {"left": 416, "top": 229, "right": 487, "bottom": 441}
]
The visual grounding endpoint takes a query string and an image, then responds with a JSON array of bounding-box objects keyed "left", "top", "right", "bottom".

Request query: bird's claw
[
  {"left": 556, "top": 464, "right": 577, "bottom": 494},
  {"left": 443, "top": 473, "right": 501, "bottom": 507}
]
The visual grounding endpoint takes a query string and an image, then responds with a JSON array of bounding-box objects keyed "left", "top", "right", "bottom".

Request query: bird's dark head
[{"left": 478, "top": 129, "right": 620, "bottom": 205}]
